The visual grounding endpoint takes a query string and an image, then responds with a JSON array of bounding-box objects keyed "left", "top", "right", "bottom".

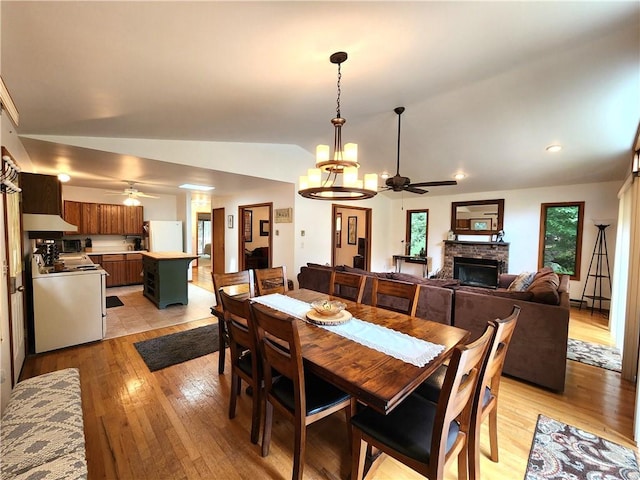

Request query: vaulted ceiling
[{"left": 2, "top": 1, "right": 638, "bottom": 197}]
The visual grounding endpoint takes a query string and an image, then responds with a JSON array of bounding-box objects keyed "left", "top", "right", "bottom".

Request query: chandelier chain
[{"left": 336, "top": 62, "right": 342, "bottom": 119}]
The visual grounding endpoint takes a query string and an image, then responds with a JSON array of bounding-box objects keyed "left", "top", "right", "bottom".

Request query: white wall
[{"left": 384, "top": 181, "right": 622, "bottom": 302}]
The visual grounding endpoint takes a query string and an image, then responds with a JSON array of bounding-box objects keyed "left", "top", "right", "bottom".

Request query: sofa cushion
[
  {"left": 456, "top": 286, "right": 534, "bottom": 301},
  {"left": 507, "top": 272, "right": 536, "bottom": 292},
  {"left": 527, "top": 267, "right": 561, "bottom": 305},
  {"left": 11, "top": 451, "right": 87, "bottom": 480}
]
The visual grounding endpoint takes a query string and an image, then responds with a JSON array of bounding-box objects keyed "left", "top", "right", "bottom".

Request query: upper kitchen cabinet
[
  {"left": 123, "top": 206, "right": 143, "bottom": 235},
  {"left": 99, "top": 204, "right": 124, "bottom": 235},
  {"left": 21, "top": 173, "right": 63, "bottom": 215},
  {"left": 63, "top": 200, "right": 143, "bottom": 236}
]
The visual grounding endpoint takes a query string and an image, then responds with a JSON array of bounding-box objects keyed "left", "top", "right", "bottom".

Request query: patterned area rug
[
  {"left": 567, "top": 338, "right": 621, "bottom": 372},
  {"left": 525, "top": 414, "right": 639, "bottom": 480}
]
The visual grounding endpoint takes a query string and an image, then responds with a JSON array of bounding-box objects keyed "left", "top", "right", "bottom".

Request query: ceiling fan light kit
[
  {"left": 383, "top": 106, "right": 457, "bottom": 194},
  {"left": 298, "top": 51, "right": 378, "bottom": 201}
]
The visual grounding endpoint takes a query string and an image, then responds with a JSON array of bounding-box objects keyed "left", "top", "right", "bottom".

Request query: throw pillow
[
  {"left": 527, "top": 268, "right": 561, "bottom": 304},
  {"left": 508, "top": 272, "right": 536, "bottom": 292}
]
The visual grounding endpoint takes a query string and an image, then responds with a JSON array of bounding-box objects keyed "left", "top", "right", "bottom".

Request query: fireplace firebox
[{"left": 453, "top": 257, "right": 501, "bottom": 289}]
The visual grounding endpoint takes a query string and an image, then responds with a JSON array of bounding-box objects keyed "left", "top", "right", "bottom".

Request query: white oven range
[{"left": 31, "top": 254, "right": 107, "bottom": 353}]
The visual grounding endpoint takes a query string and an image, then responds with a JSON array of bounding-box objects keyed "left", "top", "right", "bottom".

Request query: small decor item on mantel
[
  {"left": 496, "top": 230, "right": 505, "bottom": 243},
  {"left": 447, "top": 230, "right": 456, "bottom": 241}
]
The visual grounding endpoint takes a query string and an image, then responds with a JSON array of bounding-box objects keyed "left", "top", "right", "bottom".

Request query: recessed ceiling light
[
  {"left": 57, "top": 173, "right": 71, "bottom": 182},
  {"left": 545, "top": 144, "right": 562, "bottom": 153},
  {"left": 179, "top": 184, "right": 215, "bottom": 191},
  {"left": 454, "top": 173, "right": 466, "bottom": 180}
]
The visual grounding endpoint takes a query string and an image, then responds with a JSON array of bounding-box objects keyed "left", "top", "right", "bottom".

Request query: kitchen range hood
[{"left": 23, "top": 214, "right": 78, "bottom": 238}]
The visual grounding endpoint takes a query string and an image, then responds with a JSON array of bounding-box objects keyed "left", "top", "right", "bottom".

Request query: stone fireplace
[
  {"left": 442, "top": 240, "right": 509, "bottom": 279},
  {"left": 454, "top": 257, "right": 502, "bottom": 288}
]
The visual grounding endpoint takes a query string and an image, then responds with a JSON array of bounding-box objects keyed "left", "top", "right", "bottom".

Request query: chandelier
[{"left": 298, "top": 52, "right": 377, "bottom": 200}]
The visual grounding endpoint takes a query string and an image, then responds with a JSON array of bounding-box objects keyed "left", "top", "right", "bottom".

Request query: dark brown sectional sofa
[{"left": 297, "top": 264, "right": 570, "bottom": 392}]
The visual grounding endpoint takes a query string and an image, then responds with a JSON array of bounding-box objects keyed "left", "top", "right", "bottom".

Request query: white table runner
[{"left": 252, "top": 294, "right": 445, "bottom": 367}]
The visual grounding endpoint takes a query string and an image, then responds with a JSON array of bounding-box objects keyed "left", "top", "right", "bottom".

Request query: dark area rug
[
  {"left": 106, "top": 296, "right": 124, "bottom": 308},
  {"left": 567, "top": 338, "right": 622, "bottom": 372},
  {"left": 525, "top": 414, "right": 639, "bottom": 480},
  {"left": 134, "top": 324, "right": 219, "bottom": 372}
]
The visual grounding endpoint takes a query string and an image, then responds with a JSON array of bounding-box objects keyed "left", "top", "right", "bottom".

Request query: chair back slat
[
  {"left": 219, "top": 289, "right": 254, "bottom": 350},
  {"left": 371, "top": 277, "right": 420, "bottom": 316},
  {"left": 432, "top": 324, "right": 495, "bottom": 476},
  {"left": 255, "top": 266, "right": 289, "bottom": 296},
  {"left": 212, "top": 270, "right": 254, "bottom": 306},
  {"left": 249, "top": 302, "right": 304, "bottom": 403},
  {"left": 330, "top": 271, "right": 366, "bottom": 303}
]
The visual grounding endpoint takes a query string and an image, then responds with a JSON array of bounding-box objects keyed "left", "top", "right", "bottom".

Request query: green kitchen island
[{"left": 141, "top": 252, "right": 199, "bottom": 309}]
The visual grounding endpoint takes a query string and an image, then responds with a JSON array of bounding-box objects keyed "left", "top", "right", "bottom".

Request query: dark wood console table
[
  {"left": 142, "top": 252, "right": 198, "bottom": 309},
  {"left": 392, "top": 255, "right": 432, "bottom": 277}
]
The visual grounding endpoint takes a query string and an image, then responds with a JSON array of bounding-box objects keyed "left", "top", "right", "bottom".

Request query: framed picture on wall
[
  {"left": 348, "top": 216, "right": 357, "bottom": 245},
  {"left": 260, "top": 220, "right": 270, "bottom": 236},
  {"left": 336, "top": 212, "right": 342, "bottom": 248},
  {"left": 228, "top": 215, "right": 234, "bottom": 229},
  {"left": 244, "top": 210, "right": 252, "bottom": 242}
]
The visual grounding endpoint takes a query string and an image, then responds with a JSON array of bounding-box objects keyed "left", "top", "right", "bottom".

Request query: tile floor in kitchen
[{"left": 104, "top": 260, "right": 215, "bottom": 339}]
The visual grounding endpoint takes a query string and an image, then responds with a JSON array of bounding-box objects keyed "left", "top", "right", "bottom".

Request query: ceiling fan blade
[
  {"left": 104, "top": 191, "right": 127, "bottom": 195},
  {"left": 405, "top": 186, "right": 429, "bottom": 194},
  {"left": 409, "top": 180, "right": 458, "bottom": 188},
  {"left": 137, "top": 192, "right": 159, "bottom": 198}
]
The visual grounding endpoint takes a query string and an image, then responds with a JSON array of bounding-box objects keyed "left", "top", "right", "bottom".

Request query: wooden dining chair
[
  {"left": 414, "top": 306, "right": 521, "bottom": 480},
  {"left": 350, "top": 324, "right": 495, "bottom": 480},
  {"left": 249, "top": 301, "right": 355, "bottom": 480},
  {"left": 371, "top": 277, "right": 420, "bottom": 316},
  {"left": 329, "top": 271, "right": 366, "bottom": 303},
  {"left": 211, "top": 270, "right": 255, "bottom": 374},
  {"left": 219, "top": 290, "right": 261, "bottom": 444},
  {"left": 254, "top": 266, "right": 289, "bottom": 296}
]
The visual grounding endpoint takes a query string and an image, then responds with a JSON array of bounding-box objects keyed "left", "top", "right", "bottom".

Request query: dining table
[{"left": 254, "top": 288, "right": 470, "bottom": 415}]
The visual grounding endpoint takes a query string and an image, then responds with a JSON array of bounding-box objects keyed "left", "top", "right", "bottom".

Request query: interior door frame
[
  {"left": 239, "top": 202, "right": 273, "bottom": 271},
  {"left": 211, "top": 207, "right": 225, "bottom": 274},
  {"left": 331, "top": 204, "right": 372, "bottom": 270}
]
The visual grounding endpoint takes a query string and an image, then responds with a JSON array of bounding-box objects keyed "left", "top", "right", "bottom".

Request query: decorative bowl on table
[
  {"left": 310, "top": 300, "right": 346, "bottom": 316},
  {"left": 307, "top": 300, "right": 352, "bottom": 325}
]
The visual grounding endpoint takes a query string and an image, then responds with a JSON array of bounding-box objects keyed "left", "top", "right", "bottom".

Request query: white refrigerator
[
  {"left": 145, "top": 220, "right": 184, "bottom": 252},
  {"left": 144, "top": 220, "right": 193, "bottom": 280}
]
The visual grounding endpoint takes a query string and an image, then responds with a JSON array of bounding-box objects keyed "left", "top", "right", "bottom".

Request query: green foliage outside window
[
  {"left": 540, "top": 202, "right": 584, "bottom": 279},
  {"left": 407, "top": 210, "right": 428, "bottom": 256}
]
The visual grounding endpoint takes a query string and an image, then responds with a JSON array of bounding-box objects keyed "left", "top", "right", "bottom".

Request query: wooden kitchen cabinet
[
  {"left": 20, "top": 173, "right": 63, "bottom": 215},
  {"left": 64, "top": 200, "right": 100, "bottom": 235},
  {"left": 102, "top": 254, "right": 127, "bottom": 287},
  {"left": 63, "top": 201, "right": 82, "bottom": 234},
  {"left": 81, "top": 203, "right": 100, "bottom": 234},
  {"left": 126, "top": 253, "right": 143, "bottom": 285},
  {"left": 99, "top": 204, "right": 124, "bottom": 235},
  {"left": 123, "top": 206, "right": 143, "bottom": 235}
]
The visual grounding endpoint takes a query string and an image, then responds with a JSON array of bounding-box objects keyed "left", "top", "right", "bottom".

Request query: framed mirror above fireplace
[{"left": 451, "top": 199, "right": 504, "bottom": 236}]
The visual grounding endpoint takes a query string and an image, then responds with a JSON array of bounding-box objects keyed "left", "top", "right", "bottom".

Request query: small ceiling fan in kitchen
[
  {"left": 105, "top": 181, "right": 158, "bottom": 205},
  {"left": 381, "top": 106, "right": 458, "bottom": 194}
]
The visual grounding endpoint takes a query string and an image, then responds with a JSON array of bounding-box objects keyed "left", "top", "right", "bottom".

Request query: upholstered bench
[{"left": 1, "top": 368, "right": 87, "bottom": 480}]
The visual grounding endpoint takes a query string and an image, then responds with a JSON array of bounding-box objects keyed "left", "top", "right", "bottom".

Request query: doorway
[
  {"left": 332, "top": 204, "right": 372, "bottom": 270},
  {"left": 239, "top": 203, "right": 272, "bottom": 271}
]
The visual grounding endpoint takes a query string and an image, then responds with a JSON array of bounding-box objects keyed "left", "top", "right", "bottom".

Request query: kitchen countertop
[
  {"left": 141, "top": 251, "right": 198, "bottom": 261},
  {"left": 86, "top": 250, "right": 147, "bottom": 255}
]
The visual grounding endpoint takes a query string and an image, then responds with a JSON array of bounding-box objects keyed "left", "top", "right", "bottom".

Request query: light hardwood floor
[{"left": 20, "top": 268, "right": 636, "bottom": 480}]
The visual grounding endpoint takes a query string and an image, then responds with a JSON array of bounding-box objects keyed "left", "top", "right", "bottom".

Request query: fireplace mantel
[
  {"left": 444, "top": 240, "right": 510, "bottom": 247},
  {"left": 442, "top": 241, "right": 510, "bottom": 278}
]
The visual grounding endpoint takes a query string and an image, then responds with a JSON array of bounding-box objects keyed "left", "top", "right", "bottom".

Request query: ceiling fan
[
  {"left": 105, "top": 181, "right": 159, "bottom": 199},
  {"left": 383, "top": 106, "right": 457, "bottom": 194}
]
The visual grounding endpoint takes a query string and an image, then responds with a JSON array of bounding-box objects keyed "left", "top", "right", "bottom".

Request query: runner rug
[
  {"left": 134, "top": 324, "right": 219, "bottom": 371},
  {"left": 567, "top": 338, "right": 622, "bottom": 372},
  {"left": 525, "top": 414, "right": 639, "bottom": 480}
]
